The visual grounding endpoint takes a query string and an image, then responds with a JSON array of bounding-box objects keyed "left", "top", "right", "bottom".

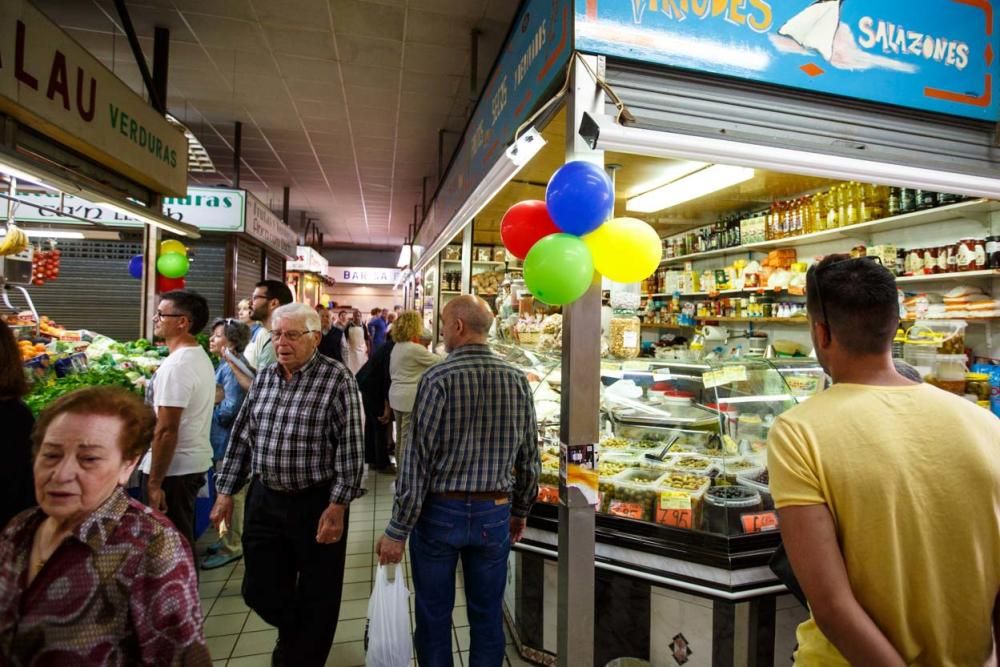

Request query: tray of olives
[
  {"left": 600, "top": 468, "right": 664, "bottom": 522},
  {"left": 598, "top": 453, "right": 640, "bottom": 478},
  {"left": 670, "top": 455, "right": 718, "bottom": 476}
]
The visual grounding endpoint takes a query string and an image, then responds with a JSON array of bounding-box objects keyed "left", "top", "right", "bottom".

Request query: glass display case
[{"left": 492, "top": 343, "right": 828, "bottom": 545}]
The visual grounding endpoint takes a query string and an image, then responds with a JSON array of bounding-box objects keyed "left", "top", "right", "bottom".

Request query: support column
[
  {"left": 461, "top": 221, "right": 473, "bottom": 294},
  {"left": 233, "top": 121, "right": 243, "bottom": 188},
  {"left": 557, "top": 54, "right": 605, "bottom": 667},
  {"left": 140, "top": 220, "right": 160, "bottom": 339}
]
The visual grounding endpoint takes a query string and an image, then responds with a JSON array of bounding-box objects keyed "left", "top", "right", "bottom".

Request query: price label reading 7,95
[
  {"left": 657, "top": 491, "right": 692, "bottom": 530},
  {"left": 740, "top": 511, "right": 779, "bottom": 534}
]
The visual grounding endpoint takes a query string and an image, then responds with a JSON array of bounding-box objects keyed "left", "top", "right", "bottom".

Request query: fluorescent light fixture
[
  {"left": 98, "top": 200, "right": 200, "bottom": 239},
  {"left": 626, "top": 160, "right": 708, "bottom": 198},
  {"left": 505, "top": 127, "right": 545, "bottom": 167},
  {"left": 585, "top": 112, "right": 1000, "bottom": 200},
  {"left": 397, "top": 244, "right": 412, "bottom": 268},
  {"left": 0, "top": 228, "right": 84, "bottom": 239},
  {"left": 0, "top": 161, "right": 59, "bottom": 191},
  {"left": 626, "top": 164, "right": 755, "bottom": 213},
  {"left": 414, "top": 129, "right": 546, "bottom": 272}
]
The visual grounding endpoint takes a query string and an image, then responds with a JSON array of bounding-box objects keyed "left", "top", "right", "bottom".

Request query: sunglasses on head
[{"left": 807, "top": 255, "right": 884, "bottom": 328}]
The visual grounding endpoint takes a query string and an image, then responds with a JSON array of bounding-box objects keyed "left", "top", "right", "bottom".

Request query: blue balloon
[
  {"left": 545, "top": 161, "right": 615, "bottom": 237},
  {"left": 128, "top": 254, "right": 144, "bottom": 279}
]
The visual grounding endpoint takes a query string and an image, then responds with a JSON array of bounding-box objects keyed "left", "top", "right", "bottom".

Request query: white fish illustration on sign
[{"left": 777, "top": 0, "right": 843, "bottom": 61}]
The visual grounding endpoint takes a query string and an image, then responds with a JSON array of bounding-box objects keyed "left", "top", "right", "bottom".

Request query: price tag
[
  {"left": 608, "top": 500, "right": 645, "bottom": 520},
  {"left": 657, "top": 491, "right": 693, "bottom": 529},
  {"left": 703, "top": 370, "right": 726, "bottom": 388},
  {"left": 622, "top": 331, "right": 638, "bottom": 348},
  {"left": 740, "top": 511, "right": 780, "bottom": 534},
  {"left": 727, "top": 365, "right": 748, "bottom": 383},
  {"left": 652, "top": 371, "right": 672, "bottom": 382}
]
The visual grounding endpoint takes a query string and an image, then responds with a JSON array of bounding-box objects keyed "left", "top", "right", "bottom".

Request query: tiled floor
[{"left": 197, "top": 469, "right": 534, "bottom": 666}]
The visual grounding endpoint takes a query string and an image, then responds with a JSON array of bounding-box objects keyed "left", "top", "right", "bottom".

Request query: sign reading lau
[
  {"left": 0, "top": 0, "right": 189, "bottom": 195},
  {"left": 421, "top": 0, "right": 572, "bottom": 248},
  {"left": 329, "top": 266, "right": 402, "bottom": 285},
  {"left": 575, "top": 0, "right": 998, "bottom": 121}
]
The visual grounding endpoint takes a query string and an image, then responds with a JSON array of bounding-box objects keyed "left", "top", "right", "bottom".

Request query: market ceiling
[{"left": 33, "top": 0, "right": 517, "bottom": 248}]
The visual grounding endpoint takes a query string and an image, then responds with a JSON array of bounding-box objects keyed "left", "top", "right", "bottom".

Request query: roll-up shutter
[
  {"left": 264, "top": 250, "right": 285, "bottom": 282},
  {"left": 23, "top": 240, "right": 143, "bottom": 341},
  {"left": 183, "top": 239, "right": 228, "bottom": 331},
  {"left": 234, "top": 237, "right": 263, "bottom": 305},
  {"left": 603, "top": 61, "right": 1000, "bottom": 177}
]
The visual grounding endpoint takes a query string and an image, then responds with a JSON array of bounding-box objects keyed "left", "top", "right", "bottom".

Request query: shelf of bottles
[{"left": 660, "top": 187, "right": 986, "bottom": 266}]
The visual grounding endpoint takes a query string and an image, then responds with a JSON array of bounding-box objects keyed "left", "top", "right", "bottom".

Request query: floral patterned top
[{"left": 0, "top": 487, "right": 205, "bottom": 666}]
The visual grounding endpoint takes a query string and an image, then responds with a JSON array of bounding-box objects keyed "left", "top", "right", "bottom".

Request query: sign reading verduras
[
  {"left": 575, "top": 0, "right": 999, "bottom": 121},
  {"left": 0, "top": 0, "right": 189, "bottom": 195},
  {"left": 329, "top": 266, "right": 402, "bottom": 285}
]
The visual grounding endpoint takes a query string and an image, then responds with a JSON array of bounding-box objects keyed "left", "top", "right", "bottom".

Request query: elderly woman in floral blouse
[{"left": 0, "top": 386, "right": 210, "bottom": 666}]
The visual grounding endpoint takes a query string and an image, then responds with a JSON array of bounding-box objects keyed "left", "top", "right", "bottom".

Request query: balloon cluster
[
  {"left": 128, "top": 239, "right": 191, "bottom": 292},
  {"left": 501, "top": 161, "right": 662, "bottom": 305}
]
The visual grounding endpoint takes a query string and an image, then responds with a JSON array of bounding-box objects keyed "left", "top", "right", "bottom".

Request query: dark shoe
[
  {"left": 201, "top": 553, "right": 242, "bottom": 570},
  {"left": 204, "top": 540, "right": 222, "bottom": 556}
]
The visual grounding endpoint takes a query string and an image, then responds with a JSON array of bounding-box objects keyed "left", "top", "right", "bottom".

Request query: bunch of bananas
[{"left": 0, "top": 225, "right": 29, "bottom": 256}]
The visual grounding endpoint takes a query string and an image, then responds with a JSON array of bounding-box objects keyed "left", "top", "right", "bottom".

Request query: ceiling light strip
[
  {"left": 626, "top": 165, "right": 755, "bottom": 213},
  {"left": 589, "top": 114, "right": 1000, "bottom": 200}
]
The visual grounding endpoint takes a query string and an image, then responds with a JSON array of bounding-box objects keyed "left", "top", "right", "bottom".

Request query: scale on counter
[{"left": 1, "top": 246, "right": 41, "bottom": 336}]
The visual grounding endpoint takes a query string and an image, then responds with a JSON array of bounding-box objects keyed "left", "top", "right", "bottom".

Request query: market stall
[
  {"left": 408, "top": 0, "right": 1000, "bottom": 665},
  {"left": 286, "top": 245, "right": 331, "bottom": 307}
]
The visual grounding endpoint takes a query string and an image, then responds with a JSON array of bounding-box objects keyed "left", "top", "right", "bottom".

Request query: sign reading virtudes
[
  {"left": 576, "top": 0, "right": 998, "bottom": 120},
  {"left": 0, "top": 0, "right": 188, "bottom": 195}
]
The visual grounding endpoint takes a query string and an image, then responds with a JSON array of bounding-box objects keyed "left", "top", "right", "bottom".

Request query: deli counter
[{"left": 494, "top": 343, "right": 821, "bottom": 667}]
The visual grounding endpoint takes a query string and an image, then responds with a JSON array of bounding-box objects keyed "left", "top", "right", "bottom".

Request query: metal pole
[
  {"left": 233, "top": 121, "right": 242, "bottom": 189},
  {"left": 112, "top": 0, "right": 164, "bottom": 114},
  {"left": 557, "top": 54, "right": 604, "bottom": 667},
  {"left": 461, "top": 220, "right": 473, "bottom": 294},
  {"left": 140, "top": 202, "right": 161, "bottom": 339},
  {"left": 282, "top": 186, "right": 290, "bottom": 224},
  {"left": 151, "top": 27, "right": 169, "bottom": 116}
]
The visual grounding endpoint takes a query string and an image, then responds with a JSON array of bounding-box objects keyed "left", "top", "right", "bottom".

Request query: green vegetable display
[{"left": 25, "top": 367, "right": 141, "bottom": 416}]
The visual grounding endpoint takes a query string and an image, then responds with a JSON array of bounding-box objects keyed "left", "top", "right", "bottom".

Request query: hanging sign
[
  {"left": 417, "top": 0, "right": 573, "bottom": 250},
  {"left": 330, "top": 266, "right": 402, "bottom": 285},
  {"left": 0, "top": 0, "right": 189, "bottom": 195},
  {"left": 288, "top": 246, "right": 328, "bottom": 274},
  {"left": 245, "top": 193, "right": 297, "bottom": 258},
  {"left": 576, "top": 0, "right": 999, "bottom": 121},
  {"left": 11, "top": 188, "right": 245, "bottom": 231}
]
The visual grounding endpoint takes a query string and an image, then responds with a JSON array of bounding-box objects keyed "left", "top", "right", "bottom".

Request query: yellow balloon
[
  {"left": 583, "top": 217, "right": 662, "bottom": 283},
  {"left": 160, "top": 239, "right": 188, "bottom": 256}
]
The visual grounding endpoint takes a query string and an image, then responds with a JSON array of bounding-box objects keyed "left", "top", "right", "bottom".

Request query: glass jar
[
  {"left": 899, "top": 188, "right": 917, "bottom": 213},
  {"left": 887, "top": 187, "right": 901, "bottom": 216},
  {"left": 609, "top": 309, "right": 641, "bottom": 359},
  {"left": 956, "top": 239, "right": 978, "bottom": 272},
  {"left": 923, "top": 247, "right": 939, "bottom": 274},
  {"left": 987, "top": 236, "right": 1000, "bottom": 269},
  {"left": 966, "top": 373, "right": 991, "bottom": 402}
]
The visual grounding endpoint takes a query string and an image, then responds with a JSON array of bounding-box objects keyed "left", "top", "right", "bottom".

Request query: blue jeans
[{"left": 409, "top": 496, "right": 511, "bottom": 667}]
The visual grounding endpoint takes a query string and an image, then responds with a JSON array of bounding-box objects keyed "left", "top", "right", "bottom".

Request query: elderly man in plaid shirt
[
  {"left": 377, "top": 295, "right": 541, "bottom": 667},
  {"left": 211, "top": 302, "right": 365, "bottom": 667}
]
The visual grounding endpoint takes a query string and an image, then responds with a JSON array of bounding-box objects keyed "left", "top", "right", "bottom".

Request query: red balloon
[
  {"left": 156, "top": 275, "right": 186, "bottom": 292},
  {"left": 500, "top": 200, "right": 561, "bottom": 260}
]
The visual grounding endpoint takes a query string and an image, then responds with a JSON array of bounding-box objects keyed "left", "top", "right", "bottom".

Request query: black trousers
[
  {"left": 140, "top": 471, "right": 204, "bottom": 552},
  {"left": 363, "top": 402, "right": 392, "bottom": 470},
  {"left": 242, "top": 478, "right": 350, "bottom": 667}
]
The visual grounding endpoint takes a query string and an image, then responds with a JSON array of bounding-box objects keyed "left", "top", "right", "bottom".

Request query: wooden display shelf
[{"left": 660, "top": 198, "right": 997, "bottom": 266}]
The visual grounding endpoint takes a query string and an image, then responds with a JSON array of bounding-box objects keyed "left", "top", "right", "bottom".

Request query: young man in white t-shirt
[{"left": 141, "top": 289, "right": 216, "bottom": 550}]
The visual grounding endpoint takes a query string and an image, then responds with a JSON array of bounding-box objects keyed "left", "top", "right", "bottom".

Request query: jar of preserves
[
  {"left": 923, "top": 247, "right": 939, "bottom": 274},
  {"left": 973, "top": 238, "right": 988, "bottom": 271},
  {"left": 987, "top": 236, "right": 1000, "bottom": 269},
  {"left": 966, "top": 373, "right": 991, "bottom": 402},
  {"left": 947, "top": 244, "right": 959, "bottom": 272},
  {"left": 936, "top": 246, "right": 949, "bottom": 274},
  {"left": 895, "top": 249, "right": 906, "bottom": 276},
  {"left": 956, "top": 239, "right": 977, "bottom": 271},
  {"left": 905, "top": 248, "right": 923, "bottom": 275}
]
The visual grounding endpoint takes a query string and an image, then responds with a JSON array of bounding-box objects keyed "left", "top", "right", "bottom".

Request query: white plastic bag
[{"left": 365, "top": 564, "right": 412, "bottom": 667}]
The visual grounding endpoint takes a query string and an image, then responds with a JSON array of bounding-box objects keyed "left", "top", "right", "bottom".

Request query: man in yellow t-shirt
[{"left": 768, "top": 254, "right": 1000, "bottom": 666}]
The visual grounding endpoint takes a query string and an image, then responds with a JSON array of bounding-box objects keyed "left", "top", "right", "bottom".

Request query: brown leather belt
[{"left": 430, "top": 491, "right": 509, "bottom": 502}]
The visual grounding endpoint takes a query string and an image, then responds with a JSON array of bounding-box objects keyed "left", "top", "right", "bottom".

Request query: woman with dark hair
[
  {"left": 203, "top": 317, "right": 253, "bottom": 570},
  {"left": 0, "top": 320, "right": 35, "bottom": 529},
  {"left": 0, "top": 387, "right": 210, "bottom": 665}
]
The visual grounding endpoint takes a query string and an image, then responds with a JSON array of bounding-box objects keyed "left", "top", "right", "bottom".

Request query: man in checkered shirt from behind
[{"left": 211, "top": 302, "right": 365, "bottom": 667}]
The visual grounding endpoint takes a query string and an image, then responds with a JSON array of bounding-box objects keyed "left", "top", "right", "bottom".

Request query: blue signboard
[
  {"left": 575, "top": 0, "right": 998, "bottom": 121},
  {"left": 422, "top": 0, "right": 572, "bottom": 248}
]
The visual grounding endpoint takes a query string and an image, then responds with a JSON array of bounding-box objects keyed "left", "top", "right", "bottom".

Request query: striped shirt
[
  {"left": 216, "top": 352, "right": 365, "bottom": 505},
  {"left": 386, "top": 344, "right": 540, "bottom": 542}
]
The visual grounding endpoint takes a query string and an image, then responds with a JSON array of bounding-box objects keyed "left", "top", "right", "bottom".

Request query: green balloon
[
  {"left": 157, "top": 251, "right": 189, "bottom": 279},
  {"left": 523, "top": 233, "right": 594, "bottom": 306}
]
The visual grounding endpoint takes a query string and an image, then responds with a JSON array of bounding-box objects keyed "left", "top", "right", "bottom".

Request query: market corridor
[{"left": 195, "top": 469, "right": 530, "bottom": 667}]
